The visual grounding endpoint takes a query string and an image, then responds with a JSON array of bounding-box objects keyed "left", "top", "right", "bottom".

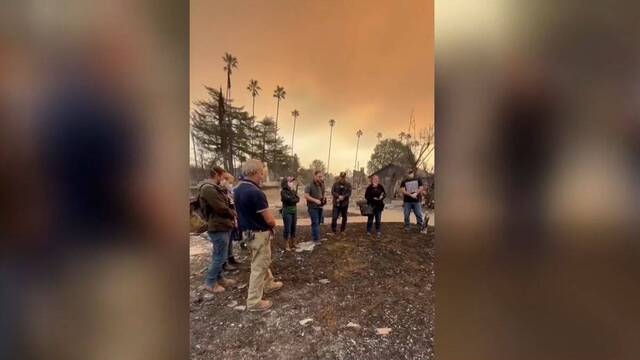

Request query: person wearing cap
[
  {"left": 330, "top": 171, "right": 352, "bottom": 234},
  {"left": 400, "top": 169, "right": 424, "bottom": 231},
  {"left": 280, "top": 176, "right": 300, "bottom": 251}
]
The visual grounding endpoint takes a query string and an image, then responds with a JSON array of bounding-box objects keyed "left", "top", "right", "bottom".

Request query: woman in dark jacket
[
  {"left": 280, "top": 176, "right": 300, "bottom": 251},
  {"left": 364, "top": 175, "right": 386, "bottom": 236}
]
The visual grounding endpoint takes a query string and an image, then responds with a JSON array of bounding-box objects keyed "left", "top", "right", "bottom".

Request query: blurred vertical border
[
  {"left": 1, "top": 0, "right": 189, "bottom": 359},
  {"left": 436, "top": 1, "right": 640, "bottom": 359}
]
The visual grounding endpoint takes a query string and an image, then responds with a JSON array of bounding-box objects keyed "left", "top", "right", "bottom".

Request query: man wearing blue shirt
[{"left": 234, "top": 159, "right": 283, "bottom": 311}]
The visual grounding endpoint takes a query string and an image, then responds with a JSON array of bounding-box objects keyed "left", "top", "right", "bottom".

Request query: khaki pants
[{"left": 246, "top": 231, "right": 276, "bottom": 307}]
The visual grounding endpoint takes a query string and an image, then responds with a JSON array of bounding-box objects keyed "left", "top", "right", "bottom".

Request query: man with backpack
[
  {"left": 330, "top": 172, "right": 352, "bottom": 235},
  {"left": 198, "top": 166, "right": 238, "bottom": 293}
]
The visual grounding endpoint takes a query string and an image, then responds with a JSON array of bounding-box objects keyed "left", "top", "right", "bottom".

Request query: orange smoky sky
[{"left": 190, "top": 0, "right": 434, "bottom": 174}]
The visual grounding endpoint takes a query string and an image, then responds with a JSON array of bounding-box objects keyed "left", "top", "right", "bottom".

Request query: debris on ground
[
  {"left": 299, "top": 318, "right": 314, "bottom": 326},
  {"left": 190, "top": 223, "right": 435, "bottom": 359},
  {"left": 376, "top": 327, "right": 392, "bottom": 336},
  {"left": 294, "top": 241, "right": 316, "bottom": 252}
]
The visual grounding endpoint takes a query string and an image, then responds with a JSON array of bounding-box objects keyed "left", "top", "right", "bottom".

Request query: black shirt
[{"left": 400, "top": 177, "right": 423, "bottom": 203}]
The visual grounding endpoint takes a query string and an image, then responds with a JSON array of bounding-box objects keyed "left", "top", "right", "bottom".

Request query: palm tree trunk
[
  {"left": 327, "top": 127, "right": 333, "bottom": 173},
  {"left": 252, "top": 95, "right": 256, "bottom": 118},
  {"left": 291, "top": 116, "right": 296, "bottom": 155},
  {"left": 275, "top": 99, "right": 280, "bottom": 134},
  {"left": 354, "top": 136, "right": 360, "bottom": 170}
]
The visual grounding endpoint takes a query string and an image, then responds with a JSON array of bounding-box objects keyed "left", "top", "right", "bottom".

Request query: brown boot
[
  {"left": 264, "top": 281, "right": 284, "bottom": 294},
  {"left": 218, "top": 278, "right": 237, "bottom": 287},
  {"left": 223, "top": 262, "right": 238, "bottom": 271},
  {"left": 248, "top": 299, "right": 273, "bottom": 312},
  {"left": 203, "top": 283, "right": 225, "bottom": 293}
]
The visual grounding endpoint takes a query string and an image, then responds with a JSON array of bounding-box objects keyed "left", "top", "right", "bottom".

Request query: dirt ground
[{"left": 190, "top": 223, "right": 435, "bottom": 360}]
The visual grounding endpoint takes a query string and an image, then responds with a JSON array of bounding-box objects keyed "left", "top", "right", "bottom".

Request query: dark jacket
[
  {"left": 280, "top": 178, "right": 300, "bottom": 208},
  {"left": 198, "top": 180, "right": 236, "bottom": 232},
  {"left": 331, "top": 179, "right": 352, "bottom": 207},
  {"left": 365, "top": 184, "right": 386, "bottom": 210}
]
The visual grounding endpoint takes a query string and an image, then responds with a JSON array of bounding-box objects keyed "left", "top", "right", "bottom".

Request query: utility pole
[{"left": 354, "top": 129, "right": 363, "bottom": 184}]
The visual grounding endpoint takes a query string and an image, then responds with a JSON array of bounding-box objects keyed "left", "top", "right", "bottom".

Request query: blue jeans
[
  {"left": 367, "top": 208, "right": 382, "bottom": 233},
  {"left": 308, "top": 207, "right": 323, "bottom": 242},
  {"left": 206, "top": 231, "right": 230, "bottom": 286},
  {"left": 403, "top": 202, "right": 423, "bottom": 228},
  {"left": 282, "top": 211, "right": 297, "bottom": 239}
]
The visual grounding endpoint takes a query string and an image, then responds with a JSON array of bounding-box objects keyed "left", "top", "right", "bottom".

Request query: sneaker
[
  {"left": 203, "top": 283, "right": 225, "bottom": 293},
  {"left": 218, "top": 278, "right": 237, "bottom": 287},
  {"left": 248, "top": 299, "right": 273, "bottom": 312},
  {"left": 327, "top": 232, "right": 336, "bottom": 236},
  {"left": 377, "top": 232, "right": 382, "bottom": 237},
  {"left": 367, "top": 232, "right": 372, "bottom": 236},
  {"left": 264, "top": 281, "right": 284, "bottom": 294},
  {"left": 320, "top": 237, "right": 328, "bottom": 242}
]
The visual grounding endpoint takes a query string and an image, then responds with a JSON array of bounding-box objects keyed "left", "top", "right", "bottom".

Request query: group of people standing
[
  {"left": 278, "top": 168, "right": 427, "bottom": 246},
  {"left": 197, "top": 160, "right": 428, "bottom": 312}
]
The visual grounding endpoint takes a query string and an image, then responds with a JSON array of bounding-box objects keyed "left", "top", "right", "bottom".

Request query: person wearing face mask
[
  {"left": 364, "top": 175, "right": 386, "bottom": 236},
  {"left": 220, "top": 173, "right": 241, "bottom": 270},
  {"left": 197, "top": 166, "right": 238, "bottom": 293},
  {"left": 280, "top": 176, "right": 300, "bottom": 251}
]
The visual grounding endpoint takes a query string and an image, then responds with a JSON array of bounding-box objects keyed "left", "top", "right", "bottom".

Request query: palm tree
[
  {"left": 290, "top": 110, "right": 299, "bottom": 155},
  {"left": 327, "top": 119, "right": 336, "bottom": 174},
  {"left": 246, "top": 79, "right": 261, "bottom": 118},
  {"left": 354, "top": 129, "right": 363, "bottom": 171},
  {"left": 377, "top": 132, "right": 382, "bottom": 143},
  {"left": 273, "top": 86, "right": 286, "bottom": 133},
  {"left": 222, "top": 52, "right": 238, "bottom": 99}
]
